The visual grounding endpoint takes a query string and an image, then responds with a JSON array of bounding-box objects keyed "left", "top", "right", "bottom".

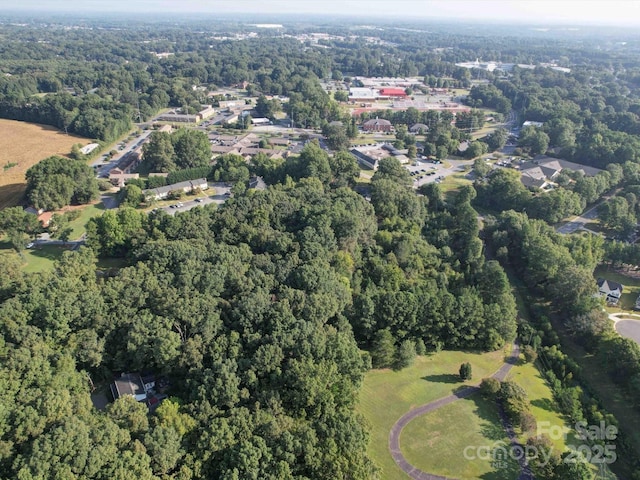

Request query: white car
[{"left": 26, "top": 242, "right": 35, "bottom": 249}]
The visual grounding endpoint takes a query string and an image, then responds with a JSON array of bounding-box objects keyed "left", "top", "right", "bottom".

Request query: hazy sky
[{"left": 6, "top": 0, "right": 640, "bottom": 26}]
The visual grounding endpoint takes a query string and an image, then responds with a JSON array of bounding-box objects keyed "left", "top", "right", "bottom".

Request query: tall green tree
[
  {"left": 171, "top": 128, "right": 211, "bottom": 169},
  {"left": 143, "top": 131, "right": 175, "bottom": 172}
]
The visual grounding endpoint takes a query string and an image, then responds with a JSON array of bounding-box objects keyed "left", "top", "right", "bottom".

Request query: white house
[{"left": 597, "top": 278, "right": 624, "bottom": 305}]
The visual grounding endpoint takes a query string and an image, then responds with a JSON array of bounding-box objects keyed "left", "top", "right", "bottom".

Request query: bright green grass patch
[
  {"left": 507, "top": 362, "right": 571, "bottom": 452},
  {"left": 0, "top": 240, "right": 64, "bottom": 273},
  {"left": 2, "top": 244, "right": 126, "bottom": 274},
  {"left": 20, "top": 245, "right": 70, "bottom": 273},
  {"left": 471, "top": 125, "right": 499, "bottom": 140},
  {"left": 357, "top": 347, "right": 509, "bottom": 480},
  {"left": 66, "top": 202, "right": 108, "bottom": 240},
  {"left": 440, "top": 172, "right": 473, "bottom": 203},
  {"left": 396, "top": 361, "right": 571, "bottom": 480},
  {"left": 594, "top": 264, "right": 640, "bottom": 313},
  {"left": 401, "top": 395, "right": 519, "bottom": 480}
]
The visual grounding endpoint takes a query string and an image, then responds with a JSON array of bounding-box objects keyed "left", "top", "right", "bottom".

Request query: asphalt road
[
  {"left": 92, "top": 130, "right": 152, "bottom": 178},
  {"left": 615, "top": 320, "right": 640, "bottom": 346},
  {"left": 556, "top": 203, "right": 601, "bottom": 234}
]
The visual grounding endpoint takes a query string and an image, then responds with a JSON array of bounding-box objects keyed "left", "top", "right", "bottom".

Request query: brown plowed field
[{"left": 0, "top": 119, "right": 89, "bottom": 209}]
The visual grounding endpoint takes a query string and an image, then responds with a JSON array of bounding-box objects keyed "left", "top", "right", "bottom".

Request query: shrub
[
  {"left": 523, "top": 345, "right": 538, "bottom": 363},
  {"left": 394, "top": 339, "right": 416, "bottom": 370},
  {"left": 519, "top": 411, "right": 537, "bottom": 433},
  {"left": 479, "top": 377, "right": 501, "bottom": 398},
  {"left": 459, "top": 362, "right": 472, "bottom": 380}
]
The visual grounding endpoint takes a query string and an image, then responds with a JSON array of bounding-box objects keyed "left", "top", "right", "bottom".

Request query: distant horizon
[{"left": 2, "top": 1, "right": 640, "bottom": 28}]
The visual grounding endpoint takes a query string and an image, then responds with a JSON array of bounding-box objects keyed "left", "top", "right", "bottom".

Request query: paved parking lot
[
  {"left": 156, "top": 184, "right": 232, "bottom": 215},
  {"left": 406, "top": 158, "right": 473, "bottom": 188}
]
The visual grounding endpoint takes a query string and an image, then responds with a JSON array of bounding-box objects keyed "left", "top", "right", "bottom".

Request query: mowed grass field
[
  {"left": 401, "top": 395, "right": 519, "bottom": 480},
  {"left": 0, "top": 119, "right": 89, "bottom": 209},
  {"left": 357, "top": 348, "right": 573, "bottom": 480},
  {"left": 356, "top": 347, "right": 510, "bottom": 480}
]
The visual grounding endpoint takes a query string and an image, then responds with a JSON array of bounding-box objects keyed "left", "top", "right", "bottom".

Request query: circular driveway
[{"left": 388, "top": 342, "right": 533, "bottom": 480}]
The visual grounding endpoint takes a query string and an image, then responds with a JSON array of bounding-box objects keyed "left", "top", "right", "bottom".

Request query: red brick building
[{"left": 362, "top": 118, "right": 393, "bottom": 132}]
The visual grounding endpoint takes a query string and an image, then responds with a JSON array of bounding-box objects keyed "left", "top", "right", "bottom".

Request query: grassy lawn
[
  {"left": 595, "top": 264, "right": 640, "bottom": 312},
  {"left": 401, "top": 395, "right": 519, "bottom": 480},
  {"left": 1, "top": 243, "right": 126, "bottom": 274},
  {"left": 378, "top": 359, "right": 572, "bottom": 480},
  {"left": 471, "top": 125, "right": 499, "bottom": 140},
  {"left": 0, "top": 244, "right": 71, "bottom": 273},
  {"left": 440, "top": 172, "right": 472, "bottom": 202},
  {"left": 66, "top": 202, "right": 108, "bottom": 240},
  {"left": 358, "top": 166, "right": 375, "bottom": 184},
  {"left": 508, "top": 362, "right": 571, "bottom": 452},
  {"left": 357, "top": 347, "right": 510, "bottom": 479}
]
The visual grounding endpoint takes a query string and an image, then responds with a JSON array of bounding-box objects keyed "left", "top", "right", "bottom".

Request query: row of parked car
[{"left": 410, "top": 169, "right": 438, "bottom": 179}]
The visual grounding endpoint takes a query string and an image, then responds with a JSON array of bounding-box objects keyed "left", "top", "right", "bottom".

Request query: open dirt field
[{"left": 0, "top": 119, "right": 89, "bottom": 209}]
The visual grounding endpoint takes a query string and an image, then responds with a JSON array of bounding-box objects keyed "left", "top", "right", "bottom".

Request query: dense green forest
[
  {"left": 4, "top": 12, "right": 640, "bottom": 479},
  {"left": 2, "top": 160, "right": 518, "bottom": 478}
]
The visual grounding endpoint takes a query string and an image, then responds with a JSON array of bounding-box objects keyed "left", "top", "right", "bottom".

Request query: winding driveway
[{"left": 388, "top": 341, "right": 532, "bottom": 480}]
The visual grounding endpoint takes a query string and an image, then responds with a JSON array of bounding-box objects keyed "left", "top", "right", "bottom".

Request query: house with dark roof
[
  {"left": 597, "top": 278, "right": 624, "bottom": 305},
  {"left": 249, "top": 176, "right": 267, "bottom": 190},
  {"left": 362, "top": 118, "right": 393, "bottom": 133},
  {"left": 110, "top": 373, "right": 147, "bottom": 402},
  {"left": 519, "top": 158, "right": 563, "bottom": 189}
]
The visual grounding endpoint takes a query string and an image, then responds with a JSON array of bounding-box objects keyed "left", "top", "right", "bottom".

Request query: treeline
[
  {"left": 87, "top": 151, "right": 518, "bottom": 354},
  {"left": 490, "top": 66, "right": 640, "bottom": 168},
  {"left": 487, "top": 210, "right": 640, "bottom": 477},
  {"left": 0, "top": 94, "right": 132, "bottom": 142}
]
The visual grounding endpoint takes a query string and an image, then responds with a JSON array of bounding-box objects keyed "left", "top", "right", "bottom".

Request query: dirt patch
[{"left": 0, "top": 119, "right": 89, "bottom": 209}]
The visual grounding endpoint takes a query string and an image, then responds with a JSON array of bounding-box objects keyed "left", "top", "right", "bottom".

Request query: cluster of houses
[{"left": 209, "top": 132, "right": 302, "bottom": 160}]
